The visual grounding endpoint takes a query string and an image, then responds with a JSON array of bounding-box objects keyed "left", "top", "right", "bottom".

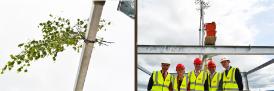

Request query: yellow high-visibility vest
[
  {"left": 208, "top": 72, "right": 221, "bottom": 91},
  {"left": 171, "top": 75, "right": 188, "bottom": 91},
  {"left": 188, "top": 70, "right": 207, "bottom": 91},
  {"left": 222, "top": 67, "right": 239, "bottom": 91},
  {"left": 151, "top": 71, "right": 172, "bottom": 91}
]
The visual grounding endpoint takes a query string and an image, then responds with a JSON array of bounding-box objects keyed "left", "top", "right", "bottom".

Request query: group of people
[{"left": 147, "top": 57, "right": 243, "bottom": 91}]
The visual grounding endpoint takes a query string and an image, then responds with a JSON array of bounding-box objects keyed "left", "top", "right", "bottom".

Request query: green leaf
[
  {"left": 16, "top": 61, "right": 22, "bottom": 65},
  {"left": 80, "top": 21, "right": 84, "bottom": 25},
  {"left": 2, "top": 65, "right": 7, "bottom": 70},
  {"left": 1, "top": 15, "right": 112, "bottom": 74},
  {"left": 17, "top": 67, "right": 23, "bottom": 72},
  {"left": 84, "top": 24, "right": 87, "bottom": 28},
  {"left": 10, "top": 55, "right": 16, "bottom": 60},
  {"left": 24, "top": 69, "right": 28, "bottom": 72},
  {"left": 7, "top": 61, "right": 14, "bottom": 66},
  {"left": 72, "top": 47, "right": 76, "bottom": 50}
]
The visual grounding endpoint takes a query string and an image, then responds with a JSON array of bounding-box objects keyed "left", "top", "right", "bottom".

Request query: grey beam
[
  {"left": 74, "top": 1, "right": 105, "bottom": 91},
  {"left": 137, "top": 64, "right": 151, "bottom": 76},
  {"left": 138, "top": 45, "right": 274, "bottom": 55},
  {"left": 137, "top": 63, "right": 250, "bottom": 76},
  {"left": 242, "top": 72, "right": 250, "bottom": 90},
  {"left": 247, "top": 59, "right": 274, "bottom": 75}
]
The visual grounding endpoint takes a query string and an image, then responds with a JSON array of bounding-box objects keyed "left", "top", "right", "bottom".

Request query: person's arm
[
  {"left": 147, "top": 73, "right": 154, "bottom": 91},
  {"left": 235, "top": 68, "right": 243, "bottom": 90},
  {"left": 187, "top": 82, "right": 190, "bottom": 91},
  {"left": 204, "top": 76, "right": 209, "bottom": 90},
  {"left": 169, "top": 82, "right": 173, "bottom": 91},
  {"left": 218, "top": 73, "right": 223, "bottom": 91}
]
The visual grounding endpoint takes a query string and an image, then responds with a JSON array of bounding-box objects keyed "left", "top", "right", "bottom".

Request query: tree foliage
[{"left": 0, "top": 15, "right": 111, "bottom": 74}]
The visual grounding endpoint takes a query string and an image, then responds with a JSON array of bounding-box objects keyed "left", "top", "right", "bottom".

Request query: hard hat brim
[
  {"left": 220, "top": 60, "right": 230, "bottom": 63},
  {"left": 161, "top": 63, "right": 170, "bottom": 64}
]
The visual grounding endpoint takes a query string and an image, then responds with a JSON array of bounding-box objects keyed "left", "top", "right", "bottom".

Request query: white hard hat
[
  {"left": 220, "top": 56, "right": 230, "bottom": 62},
  {"left": 161, "top": 58, "right": 171, "bottom": 64}
]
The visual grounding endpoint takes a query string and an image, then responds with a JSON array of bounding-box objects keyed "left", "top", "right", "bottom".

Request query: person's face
[
  {"left": 208, "top": 67, "right": 216, "bottom": 73},
  {"left": 194, "top": 64, "right": 202, "bottom": 70},
  {"left": 161, "top": 63, "right": 170, "bottom": 71},
  {"left": 221, "top": 60, "right": 230, "bottom": 68},
  {"left": 176, "top": 68, "right": 185, "bottom": 77}
]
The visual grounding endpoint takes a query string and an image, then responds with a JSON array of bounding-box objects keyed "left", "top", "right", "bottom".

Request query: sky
[
  {"left": 0, "top": 0, "right": 134, "bottom": 91},
  {"left": 138, "top": 0, "right": 274, "bottom": 91}
]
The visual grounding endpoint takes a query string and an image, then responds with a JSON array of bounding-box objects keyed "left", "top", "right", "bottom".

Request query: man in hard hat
[
  {"left": 219, "top": 57, "right": 243, "bottom": 91},
  {"left": 171, "top": 64, "right": 188, "bottom": 91},
  {"left": 147, "top": 59, "right": 172, "bottom": 91},
  {"left": 187, "top": 58, "right": 208, "bottom": 91},
  {"left": 207, "top": 59, "right": 222, "bottom": 91}
]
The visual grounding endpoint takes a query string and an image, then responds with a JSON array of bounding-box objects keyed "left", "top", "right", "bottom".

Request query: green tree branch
[{"left": 1, "top": 15, "right": 111, "bottom": 74}]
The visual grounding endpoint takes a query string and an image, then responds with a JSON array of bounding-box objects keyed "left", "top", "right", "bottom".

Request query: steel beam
[
  {"left": 247, "top": 59, "right": 274, "bottom": 75},
  {"left": 242, "top": 72, "right": 250, "bottom": 90},
  {"left": 137, "top": 64, "right": 151, "bottom": 76},
  {"left": 138, "top": 45, "right": 274, "bottom": 55},
  {"left": 74, "top": 1, "right": 105, "bottom": 91}
]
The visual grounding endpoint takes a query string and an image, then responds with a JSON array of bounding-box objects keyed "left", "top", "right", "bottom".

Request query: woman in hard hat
[
  {"left": 171, "top": 64, "right": 189, "bottom": 91},
  {"left": 207, "top": 59, "right": 222, "bottom": 91},
  {"left": 188, "top": 58, "right": 209, "bottom": 91}
]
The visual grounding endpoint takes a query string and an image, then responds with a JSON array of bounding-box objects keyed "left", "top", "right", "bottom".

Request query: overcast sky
[
  {"left": 0, "top": 0, "right": 134, "bottom": 91},
  {"left": 138, "top": 0, "right": 274, "bottom": 91}
]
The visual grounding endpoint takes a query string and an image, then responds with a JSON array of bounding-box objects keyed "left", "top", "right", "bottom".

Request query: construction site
[{"left": 137, "top": 0, "right": 274, "bottom": 91}]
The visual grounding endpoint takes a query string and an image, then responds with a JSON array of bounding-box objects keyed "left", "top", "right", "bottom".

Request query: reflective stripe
[
  {"left": 211, "top": 72, "right": 216, "bottom": 81},
  {"left": 230, "top": 68, "right": 233, "bottom": 82},
  {"left": 202, "top": 71, "right": 206, "bottom": 84},
  {"left": 190, "top": 90, "right": 204, "bottom": 91},
  {"left": 185, "top": 75, "right": 188, "bottom": 86},
  {"left": 231, "top": 68, "right": 236, "bottom": 82},
  {"left": 153, "top": 84, "right": 169, "bottom": 88},
  {"left": 227, "top": 68, "right": 236, "bottom": 82},
  {"left": 224, "top": 88, "right": 239, "bottom": 90},
  {"left": 195, "top": 83, "right": 204, "bottom": 86},
  {"left": 172, "top": 76, "right": 175, "bottom": 90},
  {"left": 216, "top": 73, "right": 220, "bottom": 88},
  {"left": 155, "top": 71, "right": 159, "bottom": 85},
  {"left": 190, "top": 82, "right": 196, "bottom": 84},
  {"left": 190, "top": 89, "right": 195, "bottom": 91},
  {"left": 224, "top": 90, "right": 239, "bottom": 91},
  {"left": 180, "top": 88, "right": 187, "bottom": 90},
  {"left": 189, "top": 89, "right": 204, "bottom": 91},
  {"left": 189, "top": 71, "right": 192, "bottom": 83},
  {"left": 223, "top": 81, "right": 236, "bottom": 83},
  {"left": 211, "top": 86, "right": 218, "bottom": 88}
]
